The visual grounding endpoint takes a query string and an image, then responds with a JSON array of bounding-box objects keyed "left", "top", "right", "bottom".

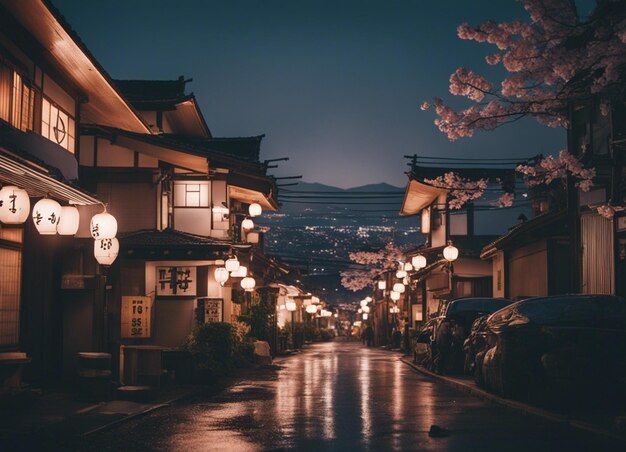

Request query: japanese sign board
[
  {"left": 121, "top": 296, "right": 153, "bottom": 338},
  {"left": 196, "top": 298, "right": 223, "bottom": 324},
  {"left": 156, "top": 266, "right": 196, "bottom": 296}
]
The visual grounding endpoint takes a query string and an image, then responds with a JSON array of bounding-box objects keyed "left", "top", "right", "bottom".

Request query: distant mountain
[
  {"left": 281, "top": 181, "right": 403, "bottom": 192},
  {"left": 346, "top": 182, "right": 404, "bottom": 192}
]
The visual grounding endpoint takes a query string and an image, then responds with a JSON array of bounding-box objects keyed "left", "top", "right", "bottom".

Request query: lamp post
[
  {"left": 286, "top": 298, "right": 296, "bottom": 349},
  {"left": 443, "top": 240, "right": 459, "bottom": 298}
]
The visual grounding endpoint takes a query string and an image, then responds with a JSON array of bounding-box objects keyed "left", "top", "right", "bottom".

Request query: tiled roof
[
  {"left": 119, "top": 229, "right": 231, "bottom": 248},
  {"left": 162, "top": 134, "right": 265, "bottom": 163}
]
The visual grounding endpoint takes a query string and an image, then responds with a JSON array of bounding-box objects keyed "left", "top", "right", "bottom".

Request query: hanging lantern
[
  {"left": 443, "top": 240, "right": 459, "bottom": 262},
  {"left": 230, "top": 265, "right": 248, "bottom": 278},
  {"left": 248, "top": 203, "right": 262, "bottom": 217},
  {"left": 0, "top": 186, "right": 30, "bottom": 224},
  {"left": 306, "top": 304, "right": 318, "bottom": 314},
  {"left": 358, "top": 308, "right": 362, "bottom": 314},
  {"left": 362, "top": 305, "right": 370, "bottom": 314},
  {"left": 311, "top": 296, "right": 320, "bottom": 304},
  {"left": 214, "top": 267, "right": 229, "bottom": 286},
  {"left": 390, "top": 291, "right": 401, "bottom": 301},
  {"left": 360, "top": 299, "right": 368, "bottom": 308},
  {"left": 378, "top": 280, "right": 386, "bottom": 290},
  {"left": 404, "top": 263, "right": 413, "bottom": 272},
  {"left": 225, "top": 256, "right": 240, "bottom": 272},
  {"left": 241, "top": 218, "right": 254, "bottom": 230},
  {"left": 362, "top": 313, "right": 369, "bottom": 320},
  {"left": 90, "top": 210, "right": 117, "bottom": 239},
  {"left": 365, "top": 296, "right": 372, "bottom": 302},
  {"left": 396, "top": 270, "right": 407, "bottom": 279},
  {"left": 412, "top": 254, "right": 427, "bottom": 270},
  {"left": 94, "top": 238, "right": 119, "bottom": 266},
  {"left": 393, "top": 283, "right": 405, "bottom": 294},
  {"left": 32, "top": 198, "right": 62, "bottom": 235},
  {"left": 286, "top": 299, "right": 297, "bottom": 311},
  {"left": 57, "top": 206, "right": 80, "bottom": 235},
  {"left": 241, "top": 276, "right": 256, "bottom": 291}
]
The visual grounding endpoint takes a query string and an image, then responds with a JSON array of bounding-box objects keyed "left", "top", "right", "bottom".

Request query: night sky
[{"left": 53, "top": 0, "right": 581, "bottom": 188}]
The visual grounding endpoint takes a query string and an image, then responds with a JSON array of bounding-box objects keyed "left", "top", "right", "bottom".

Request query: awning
[
  {"left": 0, "top": 150, "right": 99, "bottom": 205},
  {"left": 400, "top": 179, "right": 447, "bottom": 215},
  {"left": 229, "top": 185, "right": 278, "bottom": 211}
]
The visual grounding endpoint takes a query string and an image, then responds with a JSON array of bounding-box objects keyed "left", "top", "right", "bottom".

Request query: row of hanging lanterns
[
  {"left": 90, "top": 208, "right": 119, "bottom": 266},
  {"left": 213, "top": 254, "right": 256, "bottom": 291}
]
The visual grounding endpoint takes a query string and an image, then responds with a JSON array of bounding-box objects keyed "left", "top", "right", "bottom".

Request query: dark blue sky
[{"left": 54, "top": 0, "right": 572, "bottom": 188}]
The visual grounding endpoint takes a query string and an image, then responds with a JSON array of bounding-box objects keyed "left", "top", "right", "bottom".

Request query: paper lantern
[
  {"left": 404, "top": 263, "right": 413, "bottom": 272},
  {"left": 306, "top": 304, "right": 318, "bottom": 314},
  {"left": 248, "top": 203, "right": 262, "bottom": 217},
  {"left": 214, "top": 267, "right": 229, "bottom": 285},
  {"left": 358, "top": 308, "right": 362, "bottom": 314},
  {"left": 311, "top": 296, "right": 320, "bottom": 304},
  {"left": 90, "top": 211, "right": 117, "bottom": 239},
  {"left": 242, "top": 218, "right": 254, "bottom": 230},
  {"left": 362, "top": 305, "right": 370, "bottom": 314},
  {"left": 443, "top": 241, "right": 459, "bottom": 262},
  {"left": 0, "top": 186, "right": 30, "bottom": 224},
  {"left": 390, "top": 291, "right": 401, "bottom": 301},
  {"left": 32, "top": 198, "right": 62, "bottom": 235},
  {"left": 412, "top": 254, "right": 427, "bottom": 270},
  {"left": 393, "top": 283, "right": 405, "bottom": 294},
  {"left": 225, "top": 256, "right": 240, "bottom": 272},
  {"left": 360, "top": 299, "right": 368, "bottom": 308},
  {"left": 396, "top": 270, "right": 407, "bottom": 279},
  {"left": 362, "top": 313, "right": 369, "bottom": 320},
  {"left": 286, "top": 299, "right": 297, "bottom": 311},
  {"left": 57, "top": 206, "right": 80, "bottom": 235},
  {"left": 378, "top": 280, "right": 386, "bottom": 290},
  {"left": 241, "top": 276, "right": 256, "bottom": 291},
  {"left": 365, "top": 296, "right": 372, "bottom": 302},
  {"left": 94, "top": 238, "right": 119, "bottom": 265},
  {"left": 230, "top": 265, "right": 248, "bottom": 278}
]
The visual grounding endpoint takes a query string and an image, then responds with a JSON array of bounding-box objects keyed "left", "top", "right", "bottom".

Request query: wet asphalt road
[{"left": 78, "top": 341, "right": 616, "bottom": 451}]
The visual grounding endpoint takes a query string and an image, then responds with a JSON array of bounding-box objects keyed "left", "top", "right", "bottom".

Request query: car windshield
[{"left": 446, "top": 298, "right": 511, "bottom": 316}]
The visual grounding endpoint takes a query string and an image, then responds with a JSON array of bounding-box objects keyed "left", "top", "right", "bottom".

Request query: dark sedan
[{"left": 481, "top": 294, "right": 626, "bottom": 407}]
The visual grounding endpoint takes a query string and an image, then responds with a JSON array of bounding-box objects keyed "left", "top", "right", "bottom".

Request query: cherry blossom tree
[
  {"left": 341, "top": 242, "right": 405, "bottom": 292},
  {"left": 516, "top": 149, "right": 596, "bottom": 191},
  {"left": 423, "top": 172, "right": 488, "bottom": 209},
  {"left": 421, "top": 0, "right": 626, "bottom": 140}
]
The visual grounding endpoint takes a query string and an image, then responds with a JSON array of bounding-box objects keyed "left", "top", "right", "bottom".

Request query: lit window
[
  {"left": 0, "top": 64, "right": 34, "bottom": 132},
  {"left": 0, "top": 229, "right": 23, "bottom": 349},
  {"left": 173, "top": 181, "right": 210, "bottom": 207},
  {"left": 41, "top": 97, "right": 75, "bottom": 153}
]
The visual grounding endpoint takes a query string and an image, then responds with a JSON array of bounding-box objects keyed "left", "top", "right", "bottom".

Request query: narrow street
[{"left": 77, "top": 341, "right": 613, "bottom": 451}]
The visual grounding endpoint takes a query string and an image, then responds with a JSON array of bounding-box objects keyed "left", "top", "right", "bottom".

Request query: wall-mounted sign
[
  {"left": 618, "top": 215, "right": 626, "bottom": 232},
  {"left": 121, "top": 296, "right": 153, "bottom": 338},
  {"left": 156, "top": 266, "right": 196, "bottom": 296},
  {"left": 196, "top": 298, "right": 223, "bottom": 324}
]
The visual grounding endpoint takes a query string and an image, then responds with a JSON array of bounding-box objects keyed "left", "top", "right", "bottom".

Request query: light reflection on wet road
[{"left": 81, "top": 341, "right": 615, "bottom": 451}]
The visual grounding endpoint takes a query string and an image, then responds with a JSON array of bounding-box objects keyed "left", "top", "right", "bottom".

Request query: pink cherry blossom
[
  {"left": 516, "top": 150, "right": 595, "bottom": 192},
  {"left": 341, "top": 243, "right": 406, "bottom": 292},
  {"left": 424, "top": 172, "right": 488, "bottom": 209}
]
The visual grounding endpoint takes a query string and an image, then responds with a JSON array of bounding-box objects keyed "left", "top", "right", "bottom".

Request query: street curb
[{"left": 400, "top": 357, "right": 626, "bottom": 445}]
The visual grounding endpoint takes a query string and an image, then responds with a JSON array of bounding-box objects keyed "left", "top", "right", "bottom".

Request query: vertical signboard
[
  {"left": 121, "top": 296, "right": 153, "bottom": 338},
  {"left": 156, "top": 266, "right": 197, "bottom": 296},
  {"left": 196, "top": 298, "right": 223, "bottom": 324}
]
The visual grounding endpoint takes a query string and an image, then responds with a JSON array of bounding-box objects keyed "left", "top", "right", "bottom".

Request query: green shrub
[
  {"left": 319, "top": 329, "right": 335, "bottom": 341},
  {"left": 185, "top": 322, "right": 234, "bottom": 380}
]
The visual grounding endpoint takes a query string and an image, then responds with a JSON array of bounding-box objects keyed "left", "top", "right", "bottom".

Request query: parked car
[
  {"left": 480, "top": 294, "right": 626, "bottom": 406},
  {"left": 462, "top": 314, "right": 491, "bottom": 383},
  {"left": 431, "top": 298, "right": 511, "bottom": 374}
]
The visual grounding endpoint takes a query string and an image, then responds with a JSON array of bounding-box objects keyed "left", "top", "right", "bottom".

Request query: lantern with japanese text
[
  {"left": 0, "top": 186, "right": 30, "bottom": 224},
  {"left": 90, "top": 210, "right": 117, "bottom": 239},
  {"left": 57, "top": 206, "right": 80, "bottom": 235},
  {"left": 248, "top": 203, "right": 262, "bottom": 217},
  {"left": 214, "top": 267, "right": 229, "bottom": 286},
  {"left": 32, "top": 198, "right": 62, "bottom": 234},
  {"left": 94, "top": 238, "right": 119, "bottom": 265}
]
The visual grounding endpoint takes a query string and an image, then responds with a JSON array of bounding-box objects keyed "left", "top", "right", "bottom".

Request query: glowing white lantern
[
  {"left": 248, "top": 203, "right": 262, "bottom": 217},
  {"left": 390, "top": 291, "right": 401, "bottom": 301},
  {"left": 362, "top": 305, "right": 370, "bottom": 314},
  {"left": 306, "top": 304, "right": 318, "bottom": 314},
  {"left": 94, "top": 238, "right": 119, "bottom": 265},
  {"left": 242, "top": 218, "right": 254, "bottom": 230},
  {"left": 362, "top": 313, "right": 369, "bottom": 320},
  {"left": 378, "top": 280, "right": 386, "bottom": 290},
  {"left": 365, "top": 296, "right": 372, "bottom": 302},
  {"left": 241, "top": 276, "right": 256, "bottom": 291},
  {"left": 358, "top": 308, "right": 362, "bottom": 314},
  {"left": 404, "top": 263, "right": 413, "bottom": 272},
  {"left": 412, "top": 254, "right": 427, "bottom": 270},
  {"left": 311, "top": 296, "right": 320, "bottom": 304},
  {"left": 286, "top": 299, "right": 297, "bottom": 311},
  {"left": 225, "top": 256, "right": 240, "bottom": 272},
  {"left": 0, "top": 186, "right": 30, "bottom": 224},
  {"left": 32, "top": 198, "right": 62, "bottom": 235},
  {"left": 393, "top": 283, "right": 405, "bottom": 294},
  {"left": 360, "top": 299, "right": 369, "bottom": 308},
  {"left": 90, "top": 211, "right": 117, "bottom": 239},
  {"left": 230, "top": 265, "right": 248, "bottom": 278},
  {"left": 214, "top": 267, "right": 229, "bottom": 285},
  {"left": 443, "top": 241, "right": 459, "bottom": 262},
  {"left": 396, "top": 270, "right": 407, "bottom": 279},
  {"left": 57, "top": 206, "right": 80, "bottom": 235}
]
